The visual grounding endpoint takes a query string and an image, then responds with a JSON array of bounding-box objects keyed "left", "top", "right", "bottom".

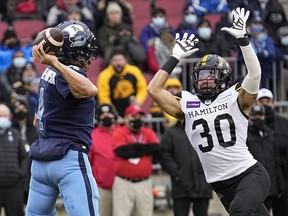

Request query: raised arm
[
  {"left": 147, "top": 33, "right": 199, "bottom": 120},
  {"left": 32, "top": 45, "right": 98, "bottom": 99},
  {"left": 221, "top": 7, "right": 261, "bottom": 116}
]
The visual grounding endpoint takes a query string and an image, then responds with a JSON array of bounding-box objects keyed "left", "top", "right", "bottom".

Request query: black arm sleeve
[
  {"left": 133, "top": 143, "right": 160, "bottom": 154},
  {"left": 114, "top": 143, "right": 160, "bottom": 159},
  {"left": 114, "top": 143, "right": 147, "bottom": 159}
]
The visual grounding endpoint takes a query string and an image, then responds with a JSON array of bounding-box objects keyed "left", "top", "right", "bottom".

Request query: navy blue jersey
[{"left": 30, "top": 65, "right": 95, "bottom": 160}]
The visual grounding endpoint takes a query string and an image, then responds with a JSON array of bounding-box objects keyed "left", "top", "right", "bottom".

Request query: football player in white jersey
[{"left": 147, "top": 7, "right": 270, "bottom": 216}]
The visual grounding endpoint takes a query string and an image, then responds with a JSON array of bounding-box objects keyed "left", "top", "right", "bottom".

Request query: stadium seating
[
  {"left": 153, "top": 0, "right": 187, "bottom": 28},
  {"left": 129, "top": 0, "right": 151, "bottom": 37},
  {"left": 0, "top": 21, "right": 9, "bottom": 42},
  {"left": 13, "top": 19, "right": 46, "bottom": 44},
  {"left": 204, "top": 13, "right": 222, "bottom": 32},
  {"left": 87, "top": 57, "right": 104, "bottom": 84}
]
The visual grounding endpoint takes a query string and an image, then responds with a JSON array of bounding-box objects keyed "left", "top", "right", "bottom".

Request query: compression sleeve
[{"left": 240, "top": 43, "right": 262, "bottom": 94}]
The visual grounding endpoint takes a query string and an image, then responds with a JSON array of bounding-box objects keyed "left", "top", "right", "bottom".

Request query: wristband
[
  {"left": 237, "top": 37, "right": 250, "bottom": 47},
  {"left": 161, "top": 56, "right": 179, "bottom": 74}
]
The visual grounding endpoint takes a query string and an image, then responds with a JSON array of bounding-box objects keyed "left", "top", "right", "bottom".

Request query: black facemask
[
  {"left": 262, "top": 105, "right": 274, "bottom": 124},
  {"left": 251, "top": 119, "right": 265, "bottom": 130},
  {"left": 129, "top": 119, "right": 143, "bottom": 130},
  {"left": 263, "top": 105, "right": 272, "bottom": 115},
  {"left": 14, "top": 111, "right": 29, "bottom": 120},
  {"left": 101, "top": 117, "right": 115, "bottom": 127}
]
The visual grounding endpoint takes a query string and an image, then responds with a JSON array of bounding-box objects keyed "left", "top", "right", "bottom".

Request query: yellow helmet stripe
[{"left": 201, "top": 55, "right": 209, "bottom": 66}]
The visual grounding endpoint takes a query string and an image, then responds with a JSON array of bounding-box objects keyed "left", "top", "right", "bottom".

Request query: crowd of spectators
[{"left": 0, "top": 0, "right": 288, "bottom": 215}]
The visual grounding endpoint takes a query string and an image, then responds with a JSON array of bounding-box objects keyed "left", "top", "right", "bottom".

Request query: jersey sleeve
[{"left": 56, "top": 65, "right": 86, "bottom": 99}]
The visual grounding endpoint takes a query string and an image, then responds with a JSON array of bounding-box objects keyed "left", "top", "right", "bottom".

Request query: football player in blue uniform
[
  {"left": 25, "top": 20, "right": 99, "bottom": 216},
  {"left": 147, "top": 8, "right": 270, "bottom": 216}
]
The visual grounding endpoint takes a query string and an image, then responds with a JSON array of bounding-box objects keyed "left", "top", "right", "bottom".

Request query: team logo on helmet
[{"left": 62, "top": 24, "right": 87, "bottom": 47}]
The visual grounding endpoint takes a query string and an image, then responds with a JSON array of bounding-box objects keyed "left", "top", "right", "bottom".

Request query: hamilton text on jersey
[{"left": 187, "top": 103, "right": 228, "bottom": 118}]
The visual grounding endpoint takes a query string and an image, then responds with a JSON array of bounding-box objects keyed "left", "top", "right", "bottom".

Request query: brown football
[{"left": 33, "top": 27, "right": 64, "bottom": 54}]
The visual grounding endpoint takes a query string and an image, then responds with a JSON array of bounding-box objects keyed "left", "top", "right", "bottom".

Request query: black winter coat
[
  {"left": 266, "top": 113, "right": 288, "bottom": 193},
  {"left": 159, "top": 122, "right": 212, "bottom": 200},
  {"left": 0, "top": 127, "right": 27, "bottom": 187},
  {"left": 246, "top": 124, "right": 280, "bottom": 196}
]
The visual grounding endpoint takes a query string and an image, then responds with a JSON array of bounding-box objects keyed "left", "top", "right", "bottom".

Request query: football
[{"left": 33, "top": 27, "right": 64, "bottom": 54}]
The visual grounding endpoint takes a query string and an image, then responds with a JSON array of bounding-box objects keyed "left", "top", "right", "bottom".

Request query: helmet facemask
[{"left": 192, "top": 55, "right": 232, "bottom": 99}]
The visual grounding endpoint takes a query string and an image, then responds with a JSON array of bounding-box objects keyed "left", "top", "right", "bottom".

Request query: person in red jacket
[
  {"left": 112, "top": 104, "right": 160, "bottom": 216},
  {"left": 89, "top": 103, "right": 118, "bottom": 216}
]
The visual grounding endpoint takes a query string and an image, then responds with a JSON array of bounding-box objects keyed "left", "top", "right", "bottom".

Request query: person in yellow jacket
[
  {"left": 97, "top": 48, "right": 147, "bottom": 117},
  {"left": 163, "top": 78, "right": 182, "bottom": 127}
]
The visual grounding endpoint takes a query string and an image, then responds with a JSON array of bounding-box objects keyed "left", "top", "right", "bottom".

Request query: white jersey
[{"left": 179, "top": 84, "right": 257, "bottom": 183}]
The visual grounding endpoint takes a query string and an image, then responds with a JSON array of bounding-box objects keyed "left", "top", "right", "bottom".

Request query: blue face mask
[
  {"left": 0, "top": 117, "right": 11, "bottom": 130},
  {"left": 257, "top": 33, "right": 268, "bottom": 43},
  {"left": 184, "top": 14, "right": 197, "bottom": 25},
  {"left": 198, "top": 27, "right": 212, "bottom": 40},
  {"left": 251, "top": 24, "right": 264, "bottom": 34},
  {"left": 152, "top": 17, "right": 165, "bottom": 27},
  {"left": 13, "top": 57, "right": 26, "bottom": 68}
]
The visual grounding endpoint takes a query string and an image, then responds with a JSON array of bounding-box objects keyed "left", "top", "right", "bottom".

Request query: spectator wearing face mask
[
  {"left": 0, "top": 26, "right": 22, "bottom": 73},
  {"left": 20, "top": 63, "right": 38, "bottom": 91},
  {"left": 264, "top": 1, "right": 287, "bottom": 42},
  {"left": 112, "top": 104, "right": 160, "bottom": 216},
  {"left": 256, "top": 88, "right": 288, "bottom": 216},
  {"left": 11, "top": 99, "right": 38, "bottom": 205},
  {"left": 0, "top": 103, "right": 28, "bottom": 216},
  {"left": 246, "top": 17, "right": 276, "bottom": 88},
  {"left": 247, "top": 103, "right": 286, "bottom": 214},
  {"left": 1, "top": 50, "right": 27, "bottom": 103},
  {"left": 97, "top": 48, "right": 147, "bottom": 117},
  {"left": 7, "top": 63, "right": 39, "bottom": 99},
  {"left": 89, "top": 103, "right": 119, "bottom": 216},
  {"left": 140, "top": 7, "right": 175, "bottom": 53},
  {"left": 194, "top": 19, "right": 231, "bottom": 58},
  {"left": 176, "top": 4, "right": 200, "bottom": 39},
  {"left": 277, "top": 26, "right": 288, "bottom": 53}
]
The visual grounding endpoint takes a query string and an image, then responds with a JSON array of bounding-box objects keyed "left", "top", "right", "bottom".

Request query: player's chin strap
[{"left": 239, "top": 37, "right": 261, "bottom": 94}]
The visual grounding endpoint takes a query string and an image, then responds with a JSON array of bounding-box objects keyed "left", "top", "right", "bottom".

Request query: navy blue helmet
[{"left": 56, "top": 20, "right": 97, "bottom": 61}]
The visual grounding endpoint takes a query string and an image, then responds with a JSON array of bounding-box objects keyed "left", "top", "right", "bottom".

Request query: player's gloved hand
[
  {"left": 221, "top": 7, "right": 250, "bottom": 39},
  {"left": 172, "top": 33, "right": 199, "bottom": 61}
]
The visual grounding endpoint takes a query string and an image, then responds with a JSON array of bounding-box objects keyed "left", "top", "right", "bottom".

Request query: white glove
[
  {"left": 221, "top": 7, "right": 250, "bottom": 38},
  {"left": 172, "top": 33, "right": 199, "bottom": 61}
]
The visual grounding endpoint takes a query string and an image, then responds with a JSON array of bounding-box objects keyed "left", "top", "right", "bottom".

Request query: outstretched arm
[
  {"left": 147, "top": 33, "right": 199, "bottom": 120},
  {"left": 222, "top": 7, "right": 261, "bottom": 116}
]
